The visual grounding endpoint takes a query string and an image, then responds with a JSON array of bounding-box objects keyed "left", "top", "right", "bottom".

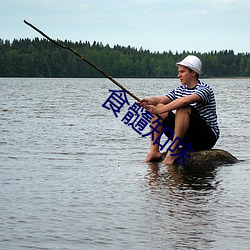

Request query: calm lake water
[{"left": 1, "top": 78, "right": 250, "bottom": 250}]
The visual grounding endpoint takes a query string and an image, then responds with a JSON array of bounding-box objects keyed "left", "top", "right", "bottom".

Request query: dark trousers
[{"left": 162, "top": 107, "right": 217, "bottom": 151}]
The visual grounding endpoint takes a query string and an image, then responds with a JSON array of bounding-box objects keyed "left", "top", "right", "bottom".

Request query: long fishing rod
[{"left": 23, "top": 20, "right": 140, "bottom": 101}]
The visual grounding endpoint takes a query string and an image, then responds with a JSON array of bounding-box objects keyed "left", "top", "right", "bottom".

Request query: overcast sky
[{"left": 1, "top": 0, "right": 250, "bottom": 53}]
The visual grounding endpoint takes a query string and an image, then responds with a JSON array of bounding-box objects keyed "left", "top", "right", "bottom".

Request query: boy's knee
[
  {"left": 155, "top": 103, "right": 164, "bottom": 108},
  {"left": 176, "top": 105, "right": 192, "bottom": 115}
]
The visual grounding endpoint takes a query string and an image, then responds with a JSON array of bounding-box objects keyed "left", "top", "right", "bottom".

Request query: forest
[{"left": 0, "top": 38, "right": 250, "bottom": 78}]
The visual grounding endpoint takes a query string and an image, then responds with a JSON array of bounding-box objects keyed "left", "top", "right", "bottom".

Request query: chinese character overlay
[
  {"left": 121, "top": 102, "right": 154, "bottom": 134},
  {"left": 102, "top": 90, "right": 193, "bottom": 165},
  {"left": 102, "top": 90, "right": 130, "bottom": 117},
  {"left": 142, "top": 118, "right": 175, "bottom": 151},
  {"left": 168, "top": 141, "right": 194, "bottom": 166}
]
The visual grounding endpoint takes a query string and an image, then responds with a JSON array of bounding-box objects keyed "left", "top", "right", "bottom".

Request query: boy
[{"left": 139, "top": 55, "right": 219, "bottom": 164}]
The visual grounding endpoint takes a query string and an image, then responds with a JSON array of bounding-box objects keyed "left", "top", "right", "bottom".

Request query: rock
[{"left": 161, "top": 148, "right": 238, "bottom": 167}]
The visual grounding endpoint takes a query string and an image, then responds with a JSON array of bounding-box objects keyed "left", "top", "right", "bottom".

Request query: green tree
[{"left": 244, "top": 56, "right": 250, "bottom": 76}]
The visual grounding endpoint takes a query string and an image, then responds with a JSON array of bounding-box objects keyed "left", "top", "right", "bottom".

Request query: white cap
[{"left": 176, "top": 55, "right": 202, "bottom": 75}]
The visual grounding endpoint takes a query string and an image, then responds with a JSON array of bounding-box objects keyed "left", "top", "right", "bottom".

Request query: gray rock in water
[{"left": 162, "top": 148, "right": 238, "bottom": 167}]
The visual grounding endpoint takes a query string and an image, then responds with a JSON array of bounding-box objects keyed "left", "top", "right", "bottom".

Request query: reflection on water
[
  {"left": 143, "top": 161, "right": 250, "bottom": 249},
  {"left": 144, "top": 162, "right": 221, "bottom": 249},
  {"left": 147, "top": 162, "right": 219, "bottom": 191}
]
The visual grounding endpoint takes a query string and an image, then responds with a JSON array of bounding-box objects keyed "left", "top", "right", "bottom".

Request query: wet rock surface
[{"left": 161, "top": 148, "right": 238, "bottom": 166}]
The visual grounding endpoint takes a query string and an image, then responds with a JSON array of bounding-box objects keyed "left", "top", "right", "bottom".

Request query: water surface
[{"left": 1, "top": 78, "right": 250, "bottom": 249}]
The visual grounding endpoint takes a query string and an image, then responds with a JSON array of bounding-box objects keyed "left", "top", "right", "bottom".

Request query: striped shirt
[{"left": 166, "top": 80, "right": 220, "bottom": 139}]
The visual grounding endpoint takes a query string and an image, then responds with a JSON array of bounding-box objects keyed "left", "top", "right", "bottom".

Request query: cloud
[
  {"left": 134, "top": 0, "right": 167, "bottom": 5},
  {"left": 206, "top": 0, "right": 237, "bottom": 4},
  {"left": 197, "top": 0, "right": 250, "bottom": 10},
  {"left": 79, "top": 3, "right": 89, "bottom": 10},
  {"left": 1, "top": 0, "right": 250, "bottom": 53}
]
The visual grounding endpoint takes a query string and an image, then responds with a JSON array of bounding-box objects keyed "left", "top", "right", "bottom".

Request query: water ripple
[{"left": 0, "top": 78, "right": 250, "bottom": 249}]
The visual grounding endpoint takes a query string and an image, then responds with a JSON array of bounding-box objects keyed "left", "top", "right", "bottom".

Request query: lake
[{"left": 1, "top": 78, "right": 250, "bottom": 249}]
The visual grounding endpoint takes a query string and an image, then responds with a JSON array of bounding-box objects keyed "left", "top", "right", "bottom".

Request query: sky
[{"left": 1, "top": 0, "right": 250, "bottom": 53}]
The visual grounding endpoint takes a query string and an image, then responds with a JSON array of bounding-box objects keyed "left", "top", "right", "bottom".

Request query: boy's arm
[
  {"left": 138, "top": 95, "right": 171, "bottom": 107},
  {"left": 146, "top": 94, "right": 201, "bottom": 115}
]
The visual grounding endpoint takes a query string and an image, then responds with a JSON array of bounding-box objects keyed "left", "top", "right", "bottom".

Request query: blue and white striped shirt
[{"left": 166, "top": 80, "right": 220, "bottom": 139}]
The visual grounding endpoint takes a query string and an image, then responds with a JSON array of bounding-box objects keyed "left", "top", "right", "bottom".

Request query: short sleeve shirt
[{"left": 166, "top": 80, "right": 220, "bottom": 139}]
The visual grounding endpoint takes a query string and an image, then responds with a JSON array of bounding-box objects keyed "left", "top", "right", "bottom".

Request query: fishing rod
[{"left": 23, "top": 20, "right": 140, "bottom": 101}]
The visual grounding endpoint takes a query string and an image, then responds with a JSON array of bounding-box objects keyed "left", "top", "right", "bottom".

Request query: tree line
[{"left": 0, "top": 38, "right": 250, "bottom": 78}]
